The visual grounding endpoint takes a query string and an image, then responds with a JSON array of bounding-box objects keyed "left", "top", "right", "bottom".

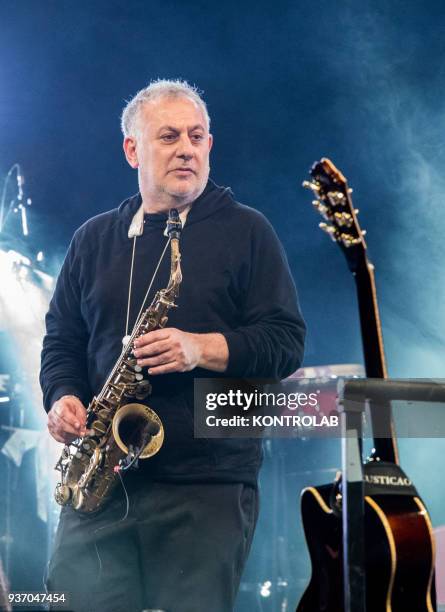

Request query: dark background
[
  {"left": 1, "top": 0, "right": 445, "bottom": 374},
  {"left": 1, "top": 1, "right": 444, "bottom": 608}
]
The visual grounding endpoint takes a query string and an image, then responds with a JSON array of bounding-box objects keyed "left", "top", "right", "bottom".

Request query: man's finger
[
  {"left": 50, "top": 402, "right": 86, "bottom": 433},
  {"left": 48, "top": 423, "right": 77, "bottom": 444},
  {"left": 72, "top": 403, "right": 88, "bottom": 425},
  {"left": 147, "top": 361, "right": 179, "bottom": 375},
  {"left": 137, "top": 350, "right": 175, "bottom": 368},
  {"left": 58, "top": 398, "right": 87, "bottom": 420},
  {"left": 134, "top": 329, "right": 173, "bottom": 347},
  {"left": 134, "top": 339, "right": 171, "bottom": 358},
  {"left": 54, "top": 407, "right": 85, "bottom": 431},
  {"left": 50, "top": 412, "right": 84, "bottom": 437},
  {"left": 53, "top": 402, "right": 86, "bottom": 430},
  {"left": 49, "top": 431, "right": 66, "bottom": 443},
  {"left": 53, "top": 431, "right": 75, "bottom": 444}
]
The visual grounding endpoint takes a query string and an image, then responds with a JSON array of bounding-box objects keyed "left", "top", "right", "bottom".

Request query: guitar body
[{"left": 297, "top": 483, "right": 436, "bottom": 611}]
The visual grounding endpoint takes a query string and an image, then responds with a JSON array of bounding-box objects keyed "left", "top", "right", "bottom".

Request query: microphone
[
  {"left": 140, "top": 420, "right": 161, "bottom": 438},
  {"left": 114, "top": 419, "right": 161, "bottom": 473}
]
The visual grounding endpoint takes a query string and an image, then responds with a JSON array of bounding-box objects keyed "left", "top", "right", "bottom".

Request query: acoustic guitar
[{"left": 296, "top": 158, "right": 436, "bottom": 611}]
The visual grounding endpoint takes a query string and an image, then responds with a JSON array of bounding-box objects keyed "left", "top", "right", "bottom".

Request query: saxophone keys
[
  {"left": 116, "top": 370, "right": 135, "bottom": 383},
  {"left": 55, "top": 483, "right": 72, "bottom": 506},
  {"left": 82, "top": 439, "right": 97, "bottom": 452},
  {"left": 92, "top": 420, "right": 107, "bottom": 435},
  {"left": 61, "top": 445, "right": 70, "bottom": 460},
  {"left": 134, "top": 380, "right": 152, "bottom": 400}
]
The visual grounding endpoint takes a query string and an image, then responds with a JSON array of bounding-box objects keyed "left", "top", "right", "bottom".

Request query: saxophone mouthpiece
[{"left": 167, "top": 208, "right": 182, "bottom": 240}]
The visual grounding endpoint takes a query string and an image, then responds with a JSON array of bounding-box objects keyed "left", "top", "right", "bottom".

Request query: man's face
[{"left": 124, "top": 96, "right": 213, "bottom": 211}]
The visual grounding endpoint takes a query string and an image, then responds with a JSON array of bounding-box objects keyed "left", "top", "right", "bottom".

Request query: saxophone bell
[{"left": 111, "top": 402, "right": 164, "bottom": 461}]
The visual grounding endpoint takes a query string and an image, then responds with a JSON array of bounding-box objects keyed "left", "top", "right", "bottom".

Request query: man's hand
[
  {"left": 47, "top": 395, "right": 87, "bottom": 444},
  {"left": 133, "top": 328, "right": 229, "bottom": 375}
]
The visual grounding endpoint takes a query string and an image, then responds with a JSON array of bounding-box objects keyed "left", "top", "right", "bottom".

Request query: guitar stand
[
  {"left": 337, "top": 378, "right": 445, "bottom": 612},
  {"left": 339, "top": 388, "right": 366, "bottom": 612}
]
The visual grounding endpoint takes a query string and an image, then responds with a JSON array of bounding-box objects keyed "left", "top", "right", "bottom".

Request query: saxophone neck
[
  {"left": 166, "top": 237, "right": 182, "bottom": 294},
  {"left": 164, "top": 208, "right": 183, "bottom": 298},
  {"left": 167, "top": 207, "right": 182, "bottom": 239}
]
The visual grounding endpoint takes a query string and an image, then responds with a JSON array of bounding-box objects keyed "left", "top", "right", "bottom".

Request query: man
[{"left": 40, "top": 79, "right": 305, "bottom": 612}]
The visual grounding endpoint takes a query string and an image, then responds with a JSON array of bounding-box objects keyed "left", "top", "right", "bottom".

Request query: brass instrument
[{"left": 54, "top": 208, "right": 182, "bottom": 513}]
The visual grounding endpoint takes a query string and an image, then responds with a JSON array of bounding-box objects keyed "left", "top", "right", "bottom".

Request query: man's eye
[
  {"left": 191, "top": 134, "right": 204, "bottom": 142},
  {"left": 161, "top": 134, "right": 177, "bottom": 141}
]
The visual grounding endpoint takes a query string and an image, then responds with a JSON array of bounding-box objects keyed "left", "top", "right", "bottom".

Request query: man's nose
[{"left": 176, "top": 135, "right": 194, "bottom": 160}]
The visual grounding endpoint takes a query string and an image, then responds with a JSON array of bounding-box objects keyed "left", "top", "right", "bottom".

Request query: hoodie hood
[{"left": 117, "top": 179, "right": 234, "bottom": 231}]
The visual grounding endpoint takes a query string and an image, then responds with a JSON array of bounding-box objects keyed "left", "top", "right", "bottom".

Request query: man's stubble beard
[
  {"left": 140, "top": 164, "right": 210, "bottom": 213},
  {"left": 161, "top": 164, "right": 210, "bottom": 207}
]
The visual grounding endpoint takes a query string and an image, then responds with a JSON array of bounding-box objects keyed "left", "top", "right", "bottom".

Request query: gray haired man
[{"left": 41, "top": 79, "right": 305, "bottom": 611}]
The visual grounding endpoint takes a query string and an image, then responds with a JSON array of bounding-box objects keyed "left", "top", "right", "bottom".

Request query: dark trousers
[{"left": 46, "top": 480, "right": 259, "bottom": 612}]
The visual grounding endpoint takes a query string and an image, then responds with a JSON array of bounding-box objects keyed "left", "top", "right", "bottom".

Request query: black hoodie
[{"left": 40, "top": 180, "right": 306, "bottom": 484}]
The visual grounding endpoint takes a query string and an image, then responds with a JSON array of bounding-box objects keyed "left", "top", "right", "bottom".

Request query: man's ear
[{"left": 123, "top": 136, "right": 139, "bottom": 168}]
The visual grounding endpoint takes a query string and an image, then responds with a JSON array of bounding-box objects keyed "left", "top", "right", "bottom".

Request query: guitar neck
[
  {"left": 304, "top": 157, "right": 400, "bottom": 464},
  {"left": 354, "top": 262, "right": 399, "bottom": 464},
  {"left": 355, "top": 263, "right": 387, "bottom": 378}
]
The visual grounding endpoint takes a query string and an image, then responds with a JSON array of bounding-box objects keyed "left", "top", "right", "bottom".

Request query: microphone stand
[{"left": 0, "top": 164, "right": 32, "bottom": 236}]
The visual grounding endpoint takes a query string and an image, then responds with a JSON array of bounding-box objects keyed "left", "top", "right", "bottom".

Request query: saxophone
[{"left": 54, "top": 208, "right": 182, "bottom": 513}]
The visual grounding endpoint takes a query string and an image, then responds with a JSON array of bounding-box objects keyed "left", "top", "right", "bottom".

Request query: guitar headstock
[{"left": 303, "top": 158, "right": 368, "bottom": 273}]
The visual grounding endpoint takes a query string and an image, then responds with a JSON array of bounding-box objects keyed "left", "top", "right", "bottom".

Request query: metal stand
[
  {"left": 340, "top": 394, "right": 366, "bottom": 612},
  {"left": 337, "top": 377, "right": 445, "bottom": 612}
]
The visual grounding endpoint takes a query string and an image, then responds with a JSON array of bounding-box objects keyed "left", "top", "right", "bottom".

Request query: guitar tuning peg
[
  {"left": 319, "top": 222, "right": 338, "bottom": 242},
  {"left": 340, "top": 234, "right": 362, "bottom": 248},
  {"left": 354, "top": 209, "right": 359, "bottom": 214},
  {"left": 326, "top": 191, "right": 345, "bottom": 206},
  {"left": 313, "top": 200, "right": 331, "bottom": 219},
  {"left": 348, "top": 188, "right": 353, "bottom": 193},
  {"left": 361, "top": 230, "right": 367, "bottom": 236},
  {"left": 334, "top": 212, "right": 353, "bottom": 227},
  {"left": 303, "top": 180, "right": 320, "bottom": 193}
]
